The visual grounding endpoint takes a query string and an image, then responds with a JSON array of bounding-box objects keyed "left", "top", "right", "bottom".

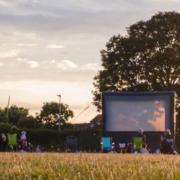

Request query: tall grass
[{"left": 0, "top": 153, "right": 179, "bottom": 179}]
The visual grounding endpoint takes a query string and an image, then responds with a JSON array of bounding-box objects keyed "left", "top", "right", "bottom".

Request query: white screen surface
[{"left": 105, "top": 99, "right": 168, "bottom": 132}]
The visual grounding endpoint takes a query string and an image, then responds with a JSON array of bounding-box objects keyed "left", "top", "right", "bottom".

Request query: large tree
[
  {"left": 38, "top": 102, "right": 74, "bottom": 127},
  {"left": 6, "top": 105, "right": 29, "bottom": 125},
  {"left": 0, "top": 107, "right": 8, "bottom": 123},
  {"left": 0, "top": 105, "right": 40, "bottom": 128},
  {"left": 93, "top": 12, "right": 180, "bottom": 111},
  {"left": 17, "top": 116, "right": 40, "bottom": 129}
]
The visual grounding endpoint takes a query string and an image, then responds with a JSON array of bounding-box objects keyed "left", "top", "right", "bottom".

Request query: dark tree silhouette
[
  {"left": 93, "top": 12, "right": 180, "bottom": 130},
  {"left": 93, "top": 12, "right": 180, "bottom": 111},
  {"left": 38, "top": 102, "right": 74, "bottom": 127}
]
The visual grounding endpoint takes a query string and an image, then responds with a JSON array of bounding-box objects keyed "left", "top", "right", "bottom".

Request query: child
[
  {"left": 140, "top": 144, "right": 149, "bottom": 154},
  {"left": 20, "top": 131, "right": 28, "bottom": 151}
]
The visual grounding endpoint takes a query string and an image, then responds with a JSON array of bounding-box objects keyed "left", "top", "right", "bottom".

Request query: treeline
[
  {"left": 0, "top": 102, "right": 74, "bottom": 130},
  {"left": 0, "top": 102, "right": 74, "bottom": 148},
  {"left": 0, "top": 102, "right": 103, "bottom": 151}
]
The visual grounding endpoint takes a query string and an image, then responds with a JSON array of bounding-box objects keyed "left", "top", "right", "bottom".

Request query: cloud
[
  {"left": 16, "top": 58, "right": 40, "bottom": 69},
  {"left": 48, "top": 60, "right": 56, "bottom": 64},
  {"left": 0, "top": 49, "right": 20, "bottom": 58},
  {"left": 55, "top": 60, "right": 100, "bottom": 72},
  {"left": 81, "top": 63, "right": 99, "bottom": 71},
  {"left": 47, "top": 44, "right": 65, "bottom": 49},
  {"left": 0, "top": 57, "right": 99, "bottom": 75},
  {"left": 0, "top": 0, "right": 12, "bottom": 7},
  {"left": 0, "top": 79, "right": 97, "bottom": 122},
  {"left": 16, "top": 57, "right": 25, "bottom": 62},
  {"left": 16, "top": 43, "right": 37, "bottom": 47},
  {"left": 57, "top": 60, "right": 78, "bottom": 70},
  {"left": 0, "top": 0, "right": 179, "bottom": 38},
  {"left": 26, "top": 60, "right": 39, "bottom": 68}
]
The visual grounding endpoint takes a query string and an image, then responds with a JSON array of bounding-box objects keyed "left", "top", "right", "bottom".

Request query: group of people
[
  {"left": 112, "top": 129, "right": 148, "bottom": 153},
  {"left": 0, "top": 127, "right": 30, "bottom": 152},
  {"left": 113, "top": 129, "right": 176, "bottom": 154},
  {"left": 134, "top": 128, "right": 176, "bottom": 154}
]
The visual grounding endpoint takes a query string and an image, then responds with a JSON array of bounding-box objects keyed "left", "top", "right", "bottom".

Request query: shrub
[
  {"left": 20, "top": 129, "right": 102, "bottom": 151},
  {"left": 0, "top": 123, "right": 12, "bottom": 133}
]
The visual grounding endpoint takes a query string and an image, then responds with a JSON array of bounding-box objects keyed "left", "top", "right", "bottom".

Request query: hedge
[
  {"left": 1, "top": 122, "right": 180, "bottom": 152},
  {"left": 0, "top": 123, "right": 102, "bottom": 151},
  {"left": 25, "top": 129, "right": 102, "bottom": 151}
]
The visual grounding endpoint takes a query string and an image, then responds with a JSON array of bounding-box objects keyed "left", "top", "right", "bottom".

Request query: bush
[
  {"left": 17, "top": 116, "right": 40, "bottom": 129},
  {"left": 0, "top": 124, "right": 103, "bottom": 151},
  {"left": 20, "top": 128, "right": 102, "bottom": 151},
  {"left": 0, "top": 123, "right": 12, "bottom": 133},
  {"left": 78, "top": 130, "right": 102, "bottom": 151},
  {"left": 175, "top": 133, "right": 180, "bottom": 151}
]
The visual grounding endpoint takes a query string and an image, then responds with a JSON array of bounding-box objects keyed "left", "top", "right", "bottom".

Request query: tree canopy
[
  {"left": 0, "top": 102, "right": 74, "bottom": 129},
  {"left": 7, "top": 106, "right": 29, "bottom": 125},
  {"left": 93, "top": 12, "right": 180, "bottom": 110},
  {"left": 38, "top": 102, "right": 74, "bottom": 127}
]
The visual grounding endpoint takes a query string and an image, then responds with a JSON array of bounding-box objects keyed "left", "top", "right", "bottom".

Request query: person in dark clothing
[
  {"left": 126, "top": 143, "right": 133, "bottom": 153},
  {"left": 0, "top": 133, "right": 7, "bottom": 151},
  {"left": 160, "top": 129, "right": 175, "bottom": 154}
]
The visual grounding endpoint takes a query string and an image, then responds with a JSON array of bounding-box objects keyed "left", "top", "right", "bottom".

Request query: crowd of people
[
  {"left": 104, "top": 129, "right": 177, "bottom": 154},
  {"left": 0, "top": 126, "right": 34, "bottom": 152},
  {"left": 131, "top": 129, "right": 176, "bottom": 154},
  {"left": 0, "top": 126, "right": 177, "bottom": 154}
]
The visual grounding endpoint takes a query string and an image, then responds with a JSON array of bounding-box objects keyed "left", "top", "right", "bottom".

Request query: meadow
[{"left": 0, "top": 153, "right": 180, "bottom": 179}]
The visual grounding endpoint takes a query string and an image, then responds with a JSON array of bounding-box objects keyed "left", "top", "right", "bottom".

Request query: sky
[{"left": 0, "top": 0, "right": 180, "bottom": 123}]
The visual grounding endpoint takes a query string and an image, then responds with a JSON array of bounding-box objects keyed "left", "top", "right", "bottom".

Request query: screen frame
[{"left": 102, "top": 91, "right": 175, "bottom": 133}]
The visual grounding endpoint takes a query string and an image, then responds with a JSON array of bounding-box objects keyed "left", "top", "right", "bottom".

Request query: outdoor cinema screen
[{"left": 103, "top": 92, "right": 174, "bottom": 132}]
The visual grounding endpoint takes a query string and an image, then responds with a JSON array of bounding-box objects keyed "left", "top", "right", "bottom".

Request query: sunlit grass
[{"left": 0, "top": 153, "right": 180, "bottom": 179}]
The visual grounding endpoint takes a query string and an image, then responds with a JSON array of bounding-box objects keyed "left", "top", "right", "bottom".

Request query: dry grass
[{"left": 0, "top": 153, "right": 180, "bottom": 179}]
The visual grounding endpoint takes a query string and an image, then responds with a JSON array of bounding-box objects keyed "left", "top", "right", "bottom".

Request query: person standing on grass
[
  {"left": 7, "top": 126, "right": 18, "bottom": 152},
  {"left": 133, "top": 128, "right": 146, "bottom": 153},
  {"left": 160, "top": 129, "right": 175, "bottom": 154},
  {"left": 0, "top": 133, "right": 7, "bottom": 151},
  {"left": 20, "top": 131, "right": 28, "bottom": 152}
]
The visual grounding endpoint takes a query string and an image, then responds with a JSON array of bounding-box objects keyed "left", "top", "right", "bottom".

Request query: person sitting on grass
[
  {"left": 160, "top": 129, "right": 176, "bottom": 154},
  {"left": 140, "top": 144, "right": 149, "bottom": 154}
]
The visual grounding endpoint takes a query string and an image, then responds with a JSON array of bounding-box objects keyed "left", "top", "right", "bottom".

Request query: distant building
[
  {"left": 90, "top": 114, "right": 102, "bottom": 129},
  {"left": 72, "top": 123, "right": 91, "bottom": 130},
  {"left": 72, "top": 114, "right": 102, "bottom": 130}
]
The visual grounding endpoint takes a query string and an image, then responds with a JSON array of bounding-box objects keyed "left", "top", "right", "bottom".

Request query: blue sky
[{"left": 0, "top": 0, "right": 180, "bottom": 123}]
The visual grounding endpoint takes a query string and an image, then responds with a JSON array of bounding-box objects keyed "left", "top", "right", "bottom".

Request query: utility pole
[
  {"left": 57, "top": 94, "right": 61, "bottom": 131},
  {"left": 6, "top": 96, "right": 10, "bottom": 123}
]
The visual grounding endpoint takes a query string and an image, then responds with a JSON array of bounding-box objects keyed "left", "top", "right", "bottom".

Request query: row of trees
[{"left": 0, "top": 102, "right": 74, "bottom": 129}]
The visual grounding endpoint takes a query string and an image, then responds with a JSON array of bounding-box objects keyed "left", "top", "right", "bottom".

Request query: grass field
[{"left": 0, "top": 153, "right": 180, "bottom": 179}]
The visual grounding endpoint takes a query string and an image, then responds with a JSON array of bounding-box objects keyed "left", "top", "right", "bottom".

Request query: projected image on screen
[{"left": 105, "top": 96, "right": 170, "bottom": 132}]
